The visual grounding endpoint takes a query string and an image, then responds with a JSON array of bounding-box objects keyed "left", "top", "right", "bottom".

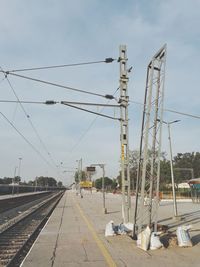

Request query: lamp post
[
  {"left": 34, "top": 177, "right": 38, "bottom": 192},
  {"left": 163, "top": 120, "right": 180, "bottom": 218},
  {"left": 91, "top": 163, "right": 107, "bottom": 214},
  {"left": 18, "top": 157, "right": 22, "bottom": 179},
  {"left": 76, "top": 159, "right": 83, "bottom": 197},
  {"left": 17, "top": 157, "right": 22, "bottom": 194},
  {"left": 12, "top": 166, "right": 18, "bottom": 195}
]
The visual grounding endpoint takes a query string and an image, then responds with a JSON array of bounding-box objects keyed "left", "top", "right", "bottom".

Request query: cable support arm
[
  {"left": 0, "top": 99, "right": 120, "bottom": 108},
  {"left": 60, "top": 101, "right": 120, "bottom": 121},
  {"left": 0, "top": 99, "right": 58, "bottom": 105},
  {"left": 6, "top": 58, "right": 116, "bottom": 73},
  {"left": 60, "top": 101, "right": 120, "bottom": 107},
  {"left": 1, "top": 70, "right": 116, "bottom": 100}
]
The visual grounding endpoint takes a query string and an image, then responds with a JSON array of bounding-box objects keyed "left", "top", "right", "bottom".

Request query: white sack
[
  {"left": 105, "top": 221, "right": 115, "bottom": 237},
  {"left": 137, "top": 226, "right": 151, "bottom": 251},
  {"left": 123, "top": 222, "right": 133, "bottom": 232},
  {"left": 176, "top": 226, "right": 193, "bottom": 247},
  {"left": 150, "top": 232, "right": 163, "bottom": 250}
]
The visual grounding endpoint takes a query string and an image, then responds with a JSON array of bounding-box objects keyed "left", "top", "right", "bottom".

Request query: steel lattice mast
[{"left": 133, "top": 44, "right": 167, "bottom": 237}]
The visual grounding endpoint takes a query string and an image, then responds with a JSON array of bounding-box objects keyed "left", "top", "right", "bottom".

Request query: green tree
[
  {"left": 2, "top": 177, "right": 14, "bottom": 184},
  {"left": 36, "top": 176, "right": 57, "bottom": 187},
  {"left": 160, "top": 159, "right": 171, "bottom": 189},
  {"left": 128, "top": 150, "right": 167, "bottom": 190},
  {"left": 173, "top": 152, "right": 200, "bottom": 181},
  {"left": 57, "top": 181, "right": 63, "bottom": 187},
  {"left": 14, "top": 176, "right": 21, "bottom": 184},
  {"left": 74, "top": 171, "right": 86, "bottom": 183},
  {"left": 95, "top": 177, "right": 116, "bottom": 190}
]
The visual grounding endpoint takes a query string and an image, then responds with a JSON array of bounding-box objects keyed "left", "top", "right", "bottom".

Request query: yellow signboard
[{"left": 80, "top": 181, "right": 92, "bottom": 188}]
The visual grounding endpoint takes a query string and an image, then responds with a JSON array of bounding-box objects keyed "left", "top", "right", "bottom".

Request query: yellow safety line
[{"left": 75, "top": 201, "right": 117, "bottom": 267}]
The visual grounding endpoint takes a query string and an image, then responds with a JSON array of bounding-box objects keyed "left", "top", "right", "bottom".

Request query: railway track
[
  {"left": 0, "top": 192, "right": 55, "bottom": 227},
  {"left": 0, "top": 191, "right": 64, "bottom": 267},
  {"left": 0, "top": 192, "right": 52, "bottom": 213}
]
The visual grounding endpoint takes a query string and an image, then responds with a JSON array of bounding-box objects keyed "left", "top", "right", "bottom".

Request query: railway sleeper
[{"left": 0, "top": 250, "right": 18, "bottom": 258}]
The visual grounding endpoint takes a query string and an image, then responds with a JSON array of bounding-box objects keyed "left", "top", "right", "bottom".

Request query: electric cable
[
  {"left": 69, "top": 87, "right": 120, "bottom": 153},
  {"left": 7, "top": 58, "right": 116, "bottom": 72},
  {"left": 0, "top": 99, "right": 58, "bottom": 104},
  {"left": 0, "top": 111, "right": 53, "bottom": 167},
  {"left": 0, "top": 98, "right": 199, "bottom": 121},
  {"left": 164, "top": 108, "right": 200, "bottom": 120},
  {"left": 129, "top": 100, "right": 200, "bottom": 120},
  {"left": 4, "top": 75, "right": 58, "bottom": 168},
  {"left": 1, "top": 70, "right": 115, "bottom": 100}
]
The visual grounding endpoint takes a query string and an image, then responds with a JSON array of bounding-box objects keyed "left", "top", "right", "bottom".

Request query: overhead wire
[
  {"left": 129, "top": 99, "right": 200, "bottom": 120},
  {"left": 0, "top": 99, "right": 57, "bottom": 104},
  {"left": 3, "top": 74, "right": 58, "bottom": 168},
  {"left": 0, "top": 58, "right": 117, "bottom": 173},
  {"left": 0, "top": 76, "right": 6, "bottom": 85},
  {"left": 164, "top": 108, "right": 200, "bottom": 120},
  {"left": 0, "top": 57, "right": 116, "bottom": 100},
  {"left": 7, "top": 58, "right": 116, "bottom": 72},
  {"left": 12, "top": 102, "right": 19, "bottom": 124},
  {"left": 69, "top": 87, "right": 120, "bottom": 153},
  {"left": 0, "top": 111, "right": 53, "bottom": 167},
  {"left": 0, "top": 98, "right": 199, "bottom": 121},
  {"left": 0, "top": 70, "right": 114, "bottom": 99}
]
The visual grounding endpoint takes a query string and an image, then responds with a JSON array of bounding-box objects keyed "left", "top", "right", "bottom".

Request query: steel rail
[
  {"left": 0, "top": 191, "right": 64, "bottom": 267},
  {"left": 0, "top": 192, "right": 52, "bottom": 214}
]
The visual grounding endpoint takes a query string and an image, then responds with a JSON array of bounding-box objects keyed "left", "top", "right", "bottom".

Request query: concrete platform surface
[{"left": 22, "top": 190, "right": 200, "bottom": 267}]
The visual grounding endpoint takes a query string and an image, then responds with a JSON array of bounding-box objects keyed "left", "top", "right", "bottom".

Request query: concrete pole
[
  {"left": 34, "top": 177, "right": 38, "bottom": 192},
  {"left": 18, "top": 157, "right": 22, "bottom": 178},
  {"left": 91, "top": 163, "right": 107, "bottom": 213},
  {"left": 168, "top": 123, "right": 178, "bottom": 217},
  {"left": 191, "top": 169, "right": 194, "bottom": 179},
  {"left": 101, "top": 164, "right": 107, "bottom": 214},
  {"left": 119, "top": 45, "right": 130, "bottom": 223},
  {"left": 12, "top": 166, "right": 18, "bottom": 195},
  {"left": 80, "top": 158, "right": 83, "bottom": 198},
  {"left": 17, "top": 157, "right": 22, "bottom": 194},
  {"left": 76, "top": 159, "right": 81, "bottom": 196}
]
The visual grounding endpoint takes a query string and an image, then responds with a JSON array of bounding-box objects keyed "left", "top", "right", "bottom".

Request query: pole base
[
  {"left": 132, "top": 234, "right": 137, "bottom": 240},
  {"left": 103, "top": 208, "right": 107, "bottom": 214},
  {"left": 174, "top": 215, "right": 182, "bottom": 221}
]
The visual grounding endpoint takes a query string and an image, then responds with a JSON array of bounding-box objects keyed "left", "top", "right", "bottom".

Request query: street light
[
  {"left": 76, "top": 159, "right": 83, "bottom": 197},
  {"left": 91, "top": 163, "right": 107, "bottom": 214},
  {"left": 162, "top": 119, "right": 181, "bottom": 219},
  {"left": 17, "top": 157, "right": 22, "bottom": 194},
  {"left": 12, "top": 166, "right": 18, "bottom": 195},
  {"left": 18, "top": 157, "right": 22, "bottom": 178},
  {"left": 34, "top": 177, "right": 38, "bottom": 192}
]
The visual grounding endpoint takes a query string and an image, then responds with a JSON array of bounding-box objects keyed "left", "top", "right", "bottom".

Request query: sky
[{"left": 0, "top": 0, "right": 199, "bottom": 185}]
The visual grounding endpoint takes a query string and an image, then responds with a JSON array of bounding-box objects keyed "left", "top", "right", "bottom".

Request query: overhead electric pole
[
  {"left": 133, "top": 44, "right": 167, "bottom": 237},
  {"left": 119, "top": 45, "right": 131, "bottom": 223}
]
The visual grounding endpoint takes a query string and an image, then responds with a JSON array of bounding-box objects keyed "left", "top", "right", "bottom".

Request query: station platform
[
  {"left": 22, "top": 190, "right": 200, "bottom": 267},
  {"left": 0, "top": 191, "right": 49, "bottom": 200}
]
